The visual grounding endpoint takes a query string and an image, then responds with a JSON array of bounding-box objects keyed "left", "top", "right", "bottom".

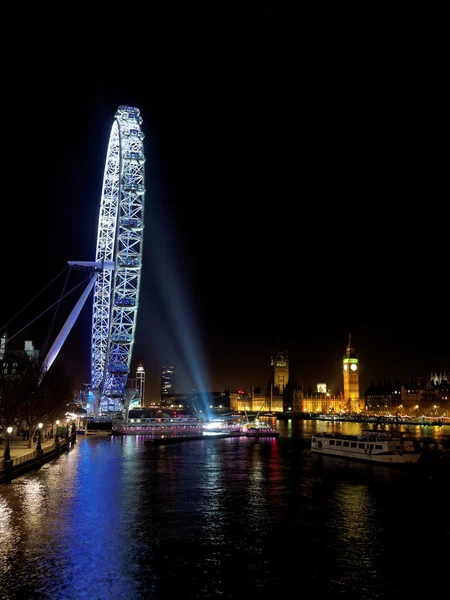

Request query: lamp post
[
  {"left": 55, "top": 420, "right": 60, "bottom": 443},
  {"left": 71, "top": 422, "right": 77, "bottom": 446},
  {"left": 4, "top": 426, "right": 13, "bottom": 461},
  {"left": 36, "top": 423, "right": 43, "bottom": 451}
]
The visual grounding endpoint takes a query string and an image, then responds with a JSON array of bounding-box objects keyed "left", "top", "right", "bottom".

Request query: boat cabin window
[
  {"left": 350, "top": 442, "right": 357, "bottom": 448},
  {"left": 358, "top": 443, "right": 365, "bottom": 449},
  {"left": 375, "top": 444, "right": 382, "bottom": 449},
  {"left": 329, "top": 440, "right": 335, "bottom": 445},
  {"left": 343, "top": 441, "right": 349, "bottom": 447},
  {"left": 336, "top": 441, "right": 342, "bottom": 446}
]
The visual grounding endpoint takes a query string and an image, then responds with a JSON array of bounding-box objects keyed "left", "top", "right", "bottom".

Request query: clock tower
[
  {"left": 342, "top": 334, "right": 360, "bottom": 413},
  {"left": 271, "top": 349, "right": 289, "bottom": 395}
]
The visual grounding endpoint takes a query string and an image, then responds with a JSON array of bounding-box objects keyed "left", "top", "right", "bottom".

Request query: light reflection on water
[{"left": 0, "top": 421, "right": 448, "bottom": 599}]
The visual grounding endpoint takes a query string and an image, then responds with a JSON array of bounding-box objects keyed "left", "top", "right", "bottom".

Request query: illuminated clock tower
[
  {"left": 271, "top": 349, "right": 289, "bottom": 394},
  {"left": 342, "top": 334, "right": 360, "bottom": 413}
]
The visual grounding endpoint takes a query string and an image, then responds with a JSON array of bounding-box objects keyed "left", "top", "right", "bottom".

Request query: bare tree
[
  {"left": 1, "top": 352, "right": 72, "bottom": 450},
  {"left": 19, "top": 363, "right": 72, "bottom": 448},
  {"left": 0, "top": 365, "right": 24, "bottom": 457}
]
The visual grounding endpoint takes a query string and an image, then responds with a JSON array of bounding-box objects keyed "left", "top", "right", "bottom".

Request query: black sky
[{"left": 1, "top": 6, "right": 448, "bottom": 401}]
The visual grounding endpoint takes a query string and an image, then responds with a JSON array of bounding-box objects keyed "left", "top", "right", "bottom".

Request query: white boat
[
  {"left": 311, "top": 430, "right": 422, "bottom": 464},
  {"left": 113, "top": 416, "right": 205, "bottom": 435},
  {"left": 240, "top": 406, "right": 279, "bottom": 437},
  {"left": 241, "top": 418, "right": 279, "bottom": 437}
]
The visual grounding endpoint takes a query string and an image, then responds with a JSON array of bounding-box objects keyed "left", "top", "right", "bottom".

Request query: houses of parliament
[{"left": 227, "top": 336, "right": 449, "bottom": 417}]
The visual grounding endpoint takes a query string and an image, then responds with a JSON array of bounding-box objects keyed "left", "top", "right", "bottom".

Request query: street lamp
[
  {"left": 55, "top": 420, "right": 60, "bottom": 443},
  {"left": 36, "top": 422, "right": 43, "bottom": 451},
  {"left": 4, "top": 426, "right": 13, "bottom": 461}
]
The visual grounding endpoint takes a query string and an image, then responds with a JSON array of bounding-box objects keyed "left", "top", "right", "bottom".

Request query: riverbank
[
  {"left": 276, "top": 413, "right": 449, "bottom": 427},
  {"left": 0, "top": 435, "right": 75, "bottom": 484}
]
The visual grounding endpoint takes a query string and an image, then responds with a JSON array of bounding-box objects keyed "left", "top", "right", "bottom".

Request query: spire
[
  {"left": 345, "top": 334, "right": 357, "bottom": 359},
  {"left": 0, "top": 330, "right": 7, "bottom": 361}
]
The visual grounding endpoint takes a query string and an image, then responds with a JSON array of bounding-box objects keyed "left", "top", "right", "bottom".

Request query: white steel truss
[{"left": 91, "top": 106, "right": 145, "bottom": 412}]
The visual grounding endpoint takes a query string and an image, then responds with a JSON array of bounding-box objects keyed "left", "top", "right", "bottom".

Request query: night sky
[{"left": 2, "top": 9, "right": 448, "bottom": 402}]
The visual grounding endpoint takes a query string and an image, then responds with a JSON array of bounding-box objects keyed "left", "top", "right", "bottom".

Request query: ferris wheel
[
  {"left": 91, "top": 105, "right": 145, "bottom": 413},
  {"left": 35, "top": 106, "right": 145, "bottom": 413}
]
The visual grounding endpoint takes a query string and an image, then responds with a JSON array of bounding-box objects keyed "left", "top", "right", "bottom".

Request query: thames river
[{"left": 0, "top": 420, "right": 449, "bottom": 599}]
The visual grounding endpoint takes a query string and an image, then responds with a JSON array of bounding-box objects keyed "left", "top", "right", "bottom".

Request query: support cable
[
  {"left": 41, "top": 266, "right": 73, "bottom": 361},
  {"left": 0, "top": 265, "right": 70, "bottom": 333},
  {"left": 7, "top": 275, "right": 91, "bottom": 344}
]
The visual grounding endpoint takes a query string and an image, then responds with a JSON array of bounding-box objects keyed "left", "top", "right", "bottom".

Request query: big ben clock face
[
  {"left": 350, "top": 364, "right": 357, "bottom": 371},
  {"left": 343, "top": 364, "right": 348, "bottom": 371}
]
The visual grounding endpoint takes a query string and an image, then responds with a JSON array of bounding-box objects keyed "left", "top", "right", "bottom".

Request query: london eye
[{"left": 91, "top": 105, "right": 145, "bottom": 413}]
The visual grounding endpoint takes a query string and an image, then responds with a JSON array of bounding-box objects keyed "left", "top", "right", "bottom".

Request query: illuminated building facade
[
  {"left": 301, "top": 391, "right": 345, "bottom": 414},
  {"left": 364, "top": 379, "right": 402, "bottom": 414},
  {"left": 228, "top": 390, "right": 252, "bottom": 412},
  {"left": 365, "top": 375, "right": 450, "bottom": 416},
  {"left": 228, "top": 387, "right": 284, "bottom": 413},
  {"left": 161, "top": 366, "right": 175, "bottom": 399},
  {"left": 24, "top": 340, "right": 39, "bottom": 362},
  {"left": 342, "top": 334, "right": 362, "bottom": 412},
  {"left": 430, "top": 371, "right": 448, "bottom": 385},
  {"left": 229, "top": 348, "right": 288, "bottom": 413},
  {"left": 1, "top": 339, "right": 40, "bottom": 376},
  {"left": 136, "top": 363, "right": 145, "bottom": 407}
]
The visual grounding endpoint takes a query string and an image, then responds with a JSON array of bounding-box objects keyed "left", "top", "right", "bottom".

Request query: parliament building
[{"left": 229, "top": 338, "right": 363, "bottom": 414}]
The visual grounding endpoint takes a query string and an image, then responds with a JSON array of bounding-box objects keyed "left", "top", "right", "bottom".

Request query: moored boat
[
  {"left": 244, "top": 424, "right": 279, "bottom": 437},
  {"left": 311, "top": 430, "right": 422, "bottom": 464},
  {"left": 241, "top": 406, "right": 279, "bottom": 437},
  {"left": 113, "top": 416, "right": 205, "bottom": 435}
]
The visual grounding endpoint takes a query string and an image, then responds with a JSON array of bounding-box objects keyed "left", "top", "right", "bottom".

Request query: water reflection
[
  {"left": 328, "top": 483, "right": 382, "bottom": 595},
  {"left": 0, "top": 424, "right": 448, "bottom": 598}
]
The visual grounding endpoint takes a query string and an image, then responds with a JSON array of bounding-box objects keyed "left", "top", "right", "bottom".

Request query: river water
[{"left": 0, "top": 419, "right": 449, "bottom": 600}]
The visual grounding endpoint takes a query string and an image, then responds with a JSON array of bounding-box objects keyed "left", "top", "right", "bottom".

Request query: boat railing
[
  {"left": 127, "top": 417, "right": 203, "bottom": 427},
  {"left": 361, "top": 430, "right": 405, "bottom": 439}
]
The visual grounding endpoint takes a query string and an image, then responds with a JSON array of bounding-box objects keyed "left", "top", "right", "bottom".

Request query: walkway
[{"left": 0, "top": 435, "right": 70, "bottom": 468}]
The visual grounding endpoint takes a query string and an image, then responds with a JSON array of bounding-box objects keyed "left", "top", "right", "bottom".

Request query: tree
[
  {"left": 1, "top": 351, "right": 73, "bottom": 450},
  {"left": 0, "top": 363, "right": 24, "bottom": 457},
  {"left": 18, "top": 362, "right": 73, "bottom": 448}
]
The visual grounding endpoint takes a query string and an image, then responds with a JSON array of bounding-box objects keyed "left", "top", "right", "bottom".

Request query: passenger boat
[
  {"left": 113, "top": 416, "right": 205, "bottom": 435},
  {"left": 244, "top": 423, "right": 279, "bottom": 437},
  {"left": 311, "top": 430, "right": 422, "bottom": 464}
]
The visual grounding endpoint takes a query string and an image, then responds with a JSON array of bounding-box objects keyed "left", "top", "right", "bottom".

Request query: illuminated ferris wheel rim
[{"left": 91, "top": 105, "right": 145, "bottom": 409}]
